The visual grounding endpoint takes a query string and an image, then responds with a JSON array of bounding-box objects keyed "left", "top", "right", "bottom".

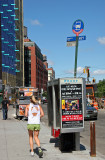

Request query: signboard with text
[
  {"left": 60, "top": 78, "right": 86, "bottom": 133},
  {"left": 67, "top": 41, "right": 76, "bottom": 47},
  {"left": 61, "top": 84, "right": 83, "bottom": 128},
  {"left": 67, "top": 35, "right": 86, "bottom": 42}
]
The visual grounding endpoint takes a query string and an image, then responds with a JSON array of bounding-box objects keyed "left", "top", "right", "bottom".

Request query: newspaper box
[{"left": 47, "top": 78, "right": 86, "bottom": 151}]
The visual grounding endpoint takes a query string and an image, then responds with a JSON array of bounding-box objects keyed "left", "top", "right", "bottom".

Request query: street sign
[
  {"left": 67, "top": 36, "right": 76, "bottom": 42},
  {"left": 72, "top": 19, "right": 84, "bottom": 36},
  {"left": 67, "top": 41, "right": 76, "bottom": 47},
  {"left": 79, "top": 35, "right": 86, "bottom": 41},
  {"left": 67, "top": 35, "right": 86, "bottom": 42}
]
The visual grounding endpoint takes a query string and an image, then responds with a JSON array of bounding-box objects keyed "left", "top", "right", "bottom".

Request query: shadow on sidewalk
[
  {"left": 29, "top": 147, "right": 47, "bottom": 157},
  {"left": 50, "top": 137, "right": 59, "bottom": 147},
  {"left": 7, "top": 118, "right": 12, "bottom": 120}
]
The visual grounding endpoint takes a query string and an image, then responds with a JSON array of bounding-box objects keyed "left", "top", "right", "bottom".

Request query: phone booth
[{"left": 47, "top": 78, "right": 86, "bottom": 151}]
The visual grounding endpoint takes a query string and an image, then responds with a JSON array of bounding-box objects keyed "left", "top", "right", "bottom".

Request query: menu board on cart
[{"left": 61, "top": 83, "right": 83, "bottom": 129}]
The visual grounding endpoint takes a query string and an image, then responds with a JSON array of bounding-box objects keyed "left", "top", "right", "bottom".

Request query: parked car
[{"left": 85, "top": 102, "right": 98, "bottom": 120}]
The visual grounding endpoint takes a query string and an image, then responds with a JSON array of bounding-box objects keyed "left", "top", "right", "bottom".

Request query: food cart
[{"left": 16, "top": 87, "right": 38, "bottom": 119}]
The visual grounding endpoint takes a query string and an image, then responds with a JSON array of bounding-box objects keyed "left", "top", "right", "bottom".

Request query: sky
[{"left": 23, "top": 0, "right": 105, "bottom": 83}]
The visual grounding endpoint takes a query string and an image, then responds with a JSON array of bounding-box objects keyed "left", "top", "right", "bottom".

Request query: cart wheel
[
  {"left": 15, "top": 115, "right": 18, "bottom": 119},
  {"left": 18, "top": 116, "right": 22, "bottom": 120}
]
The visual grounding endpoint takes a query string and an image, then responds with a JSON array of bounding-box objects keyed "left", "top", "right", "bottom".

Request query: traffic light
[
  {"left": 92, "top": 78, "right": 95, "bottom": 83},
  {"left": 87, "top": 68, "right": 90, "bottom": 77},
  {"left": 83, "top": 68, "right": 85, "bottom": 73}
]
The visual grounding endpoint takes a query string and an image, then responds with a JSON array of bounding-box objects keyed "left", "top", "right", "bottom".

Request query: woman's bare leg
[
  {"left": 28, "top": 130, "right": 34, "bottom": 152},
  {"left": 34, "top": 130, "right": 40, "bottom": 147},
  {"left": 34, "top": 130, "right": 43, "bottom": 157}
]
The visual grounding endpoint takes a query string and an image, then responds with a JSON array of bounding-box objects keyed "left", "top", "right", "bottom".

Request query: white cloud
[
  {"left": 65, "top": 69, "right": 73, "bottom": 74},
  {"left": 31, "top": 19, "right": 41, "bottom": 26},
  {"left": 97, "top": 37, "right": 105, "bottom": 45},
  {"left": 77, "top": 67, "right": 84, "bottom": 73},
  {"left": 48, "top": 60, "right": 54, "bottom": 66},
  {"left": 64, "top": 67, "right": 105, "bottom": 76},
  {"left": 92, "top": 69, "right": 105, "bottom": 75},
  {"left": 65, "top": 67, "right": 83, "bottom": 74}
]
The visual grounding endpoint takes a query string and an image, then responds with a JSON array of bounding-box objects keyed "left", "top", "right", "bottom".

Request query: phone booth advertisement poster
[{"left": 61, "top": 84, "right": 83, "bottom": 129}]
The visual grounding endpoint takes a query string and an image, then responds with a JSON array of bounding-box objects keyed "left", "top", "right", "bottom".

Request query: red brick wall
[
  {"left": 24, "top": 39, "right": 48, "bottom": 92},
  {"left": 31, "top": 46, "right": 36, "bottom": 88},
  {"left": 26, "top": 46, "right": 36, "bottom": 88},
  {"left": 43, "top": 61, "right": 48, "bottom": 68},
  {"left": 24, "top": 39, "right": 31, "bottom": 42}
]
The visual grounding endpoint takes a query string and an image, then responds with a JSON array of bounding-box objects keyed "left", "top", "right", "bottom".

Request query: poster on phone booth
[{"left": 61, "top": 84, "right": 83, "bottom": 129}]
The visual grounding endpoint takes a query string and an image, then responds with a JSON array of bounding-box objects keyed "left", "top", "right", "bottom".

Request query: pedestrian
[
  {"left": 1, "top": 96, "right": 9, "bottom": 120},
  {"left": 38, "top": 98, "right": 41, "bottom": 104},
  {"left": 25, "top": 95, "right": 44, "bottom": 157}
]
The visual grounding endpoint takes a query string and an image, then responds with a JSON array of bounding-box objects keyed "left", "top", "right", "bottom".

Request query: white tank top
[{"left": 28, "top": 103, "right": 40, "bottom": 124}]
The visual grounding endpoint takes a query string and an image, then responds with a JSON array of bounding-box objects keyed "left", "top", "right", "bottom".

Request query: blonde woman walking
[{"left": 25, "top": 95, "right": 44, "bottom": 157}]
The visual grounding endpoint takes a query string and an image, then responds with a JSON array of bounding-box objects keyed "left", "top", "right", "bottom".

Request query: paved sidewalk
[{"left": 0, "top": 108, "right": 105, "bottom": 160}]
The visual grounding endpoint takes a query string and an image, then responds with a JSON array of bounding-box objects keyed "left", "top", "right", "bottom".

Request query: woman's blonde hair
[{"left": 31, "top": 95, "right": 38, "bottom": 104}]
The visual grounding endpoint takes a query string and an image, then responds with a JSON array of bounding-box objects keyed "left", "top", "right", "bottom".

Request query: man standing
[{"left": 2, "top": 97, "right": 9, "bottom": 120}]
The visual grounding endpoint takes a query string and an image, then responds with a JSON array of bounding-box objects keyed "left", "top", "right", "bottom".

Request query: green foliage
[
  {"left": 42, "top": 91, "right": 47, "bottom": 98},
  {"left": 97, "top": 79, "right": 105, "bottom": 98}
]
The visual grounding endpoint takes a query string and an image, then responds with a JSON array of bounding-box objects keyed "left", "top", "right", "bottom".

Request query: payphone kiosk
[{"left": 47, "top": 78, "right": 86, "bottom": 151}]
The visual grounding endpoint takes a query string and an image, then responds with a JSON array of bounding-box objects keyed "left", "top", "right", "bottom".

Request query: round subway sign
[{"left": 72, "top": 19, "right": 84, "bottom": 36}]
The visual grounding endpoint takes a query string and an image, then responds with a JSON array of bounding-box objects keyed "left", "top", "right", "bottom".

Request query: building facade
[
  {"left": 0, "top": 0, "right": 24, "bottom": 88},
  {"left": 0, "top": 14, "right": 2, "bottom": 81},
  {"left": 24, "top": 39, "right": 48, "bottom": 92},
  {"left": 0, "top": 0, "right": 16, "bottom": 87},
  {"left": 15, "top": 0, "right": 24, "bottom": 87},
  {"left": 47, "top": 67, "right": 55, "bottom": 81}
]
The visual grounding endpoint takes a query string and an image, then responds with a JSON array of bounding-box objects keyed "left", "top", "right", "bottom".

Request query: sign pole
[
  {"left": 72, "top": 19, "right": 84, "bottom": 78},
  {"left": 74, "top": 36, "right": 79, "bottom": 78}
]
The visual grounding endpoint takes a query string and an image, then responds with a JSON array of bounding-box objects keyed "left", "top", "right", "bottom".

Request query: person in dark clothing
[{"left": 2, "top": 97, "right": 9, "bottom": 120}]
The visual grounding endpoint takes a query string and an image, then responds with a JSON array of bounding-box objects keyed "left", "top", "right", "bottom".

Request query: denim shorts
[{"left": 27, "top": 124, "right": 40, "bottom": 131}]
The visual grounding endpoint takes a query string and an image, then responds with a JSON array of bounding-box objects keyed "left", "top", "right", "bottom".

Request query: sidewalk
[{"left": 0, "top": 108, "right": 105, "bottom": 160}]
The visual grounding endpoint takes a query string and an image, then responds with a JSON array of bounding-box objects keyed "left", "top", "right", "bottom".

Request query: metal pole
[
  {"left": 90, "top": 121, "right": 96, "bottom": 157},
  {"left": 88, "top": 93, "right": 89, "bottom": 102},
  {"left": 7, "top": 72, "right": 8, "bottom": 84},
  {"left": 74, "top": 36, "right": 79, "bottom": 78}
]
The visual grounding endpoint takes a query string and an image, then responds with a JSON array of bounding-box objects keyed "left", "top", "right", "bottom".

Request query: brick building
[
  {"left": 24, "top": 39, "right": 48, "bottom": 92},
  {"left": 47, "top": 67, "right": 55, "bottom": 81}
]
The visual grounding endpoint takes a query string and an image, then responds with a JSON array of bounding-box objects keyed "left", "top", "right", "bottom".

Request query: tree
[
  {"left": 42, "top": 91, "right": 47, "bottom": 98},
  {"left": 97, "top": 79, "right": 105, "bottom": 97}
]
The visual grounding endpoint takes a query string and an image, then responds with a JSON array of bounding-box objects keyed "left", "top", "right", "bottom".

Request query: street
[
  {"left": 41, "top": 103, "right": 105, "bottom": 157},
  {"left": 81, "top": 109, "right": 105, "bottom": 157},
  {"left": 0, "top": 104, "right": 105, "bottom": 160}
]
